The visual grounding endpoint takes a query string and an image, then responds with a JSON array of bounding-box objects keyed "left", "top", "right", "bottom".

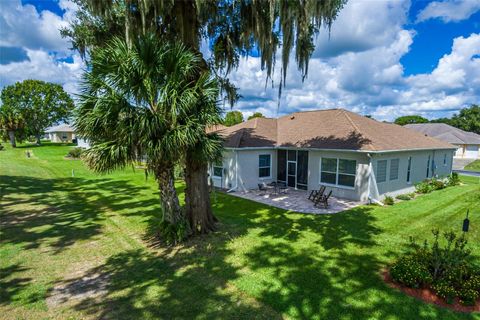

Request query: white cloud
[
  {"left": 0, "top": 0, "right": 82, "bottom": 94},
  {"left": 416, "top": 0, "right": 480, "bottom": 23},
  {"left": 227, "top": 0, "right": 480, "bottom": 122}
]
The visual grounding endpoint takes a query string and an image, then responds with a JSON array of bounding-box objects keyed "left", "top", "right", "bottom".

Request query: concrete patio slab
[{"left": 226, "top": 188, "right": 363, "bottom": 214}]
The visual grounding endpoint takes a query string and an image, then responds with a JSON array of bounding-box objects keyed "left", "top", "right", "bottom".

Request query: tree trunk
[
  {"left": 153, "top": 163, "right": 183, "bottom": 225},
  {"left": 184, "top": 151, "right": 217, "bottom": 234},
  {"left": 8, "top": 130, "right": 16, "bottom": 148},
  {"left": 35, "top": 134, "right": 41, "bottom": 145}
]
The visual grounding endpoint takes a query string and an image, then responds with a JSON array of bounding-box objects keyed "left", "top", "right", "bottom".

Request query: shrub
[
  {"left": 396, "top": 194, "right": 411, "bottom": 201},
  {"left": 457, "top": 288, "right": 479, "bottom": 306},
  {"left": 415, "top": 180, "right": 433, "bottom": 194},
  {"left": 66, "top": 147, "right": 83, "bottom": 159},
  {"left": 390, "top": 255, "right": 432, "bottom": 288},
  {"left": 432, "top": 281, "right": 457, "bottom": 304},
  {"left": 383, "top": 195, "right": 395, "bottom": 205},
  {"left": 447, "top": 172, "right": 460, "bottom": 186},
  {"left": 0, "top": 144, "right": 4, "bottom": 151},
  {"left": 430, "top": 178, "right": 445, "bottom": 190}
]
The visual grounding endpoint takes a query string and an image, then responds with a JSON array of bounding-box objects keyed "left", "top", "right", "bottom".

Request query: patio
[{"left": 227, "top": 188, "right": 363, "bottom": 214}]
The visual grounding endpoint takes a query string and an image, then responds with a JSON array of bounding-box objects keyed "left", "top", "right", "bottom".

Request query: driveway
[{"left": 453, "top": 158, "right": 476, "bottom": 170}]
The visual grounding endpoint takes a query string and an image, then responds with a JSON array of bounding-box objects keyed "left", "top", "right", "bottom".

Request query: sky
[{"left": 0, "top": 0, "right": 479, "bottom": 121}]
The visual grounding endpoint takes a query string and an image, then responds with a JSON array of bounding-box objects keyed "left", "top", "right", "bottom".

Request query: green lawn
[
  {"left": 1, "top": 144, "right": 479, "bottom": 320},
  {"left": 465, "top": 160, "right": 480, "bottom": 172}
]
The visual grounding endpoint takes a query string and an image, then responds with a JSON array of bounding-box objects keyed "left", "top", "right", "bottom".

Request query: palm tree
[
  {"left": 63, "top": 0, "right": 346, "bottom": 235},
  {"left": 74, "top": 35, "right": 222, "bottom": 243},
  {"left": 0, "top": 104, "right": 24, "bottom": 148}
]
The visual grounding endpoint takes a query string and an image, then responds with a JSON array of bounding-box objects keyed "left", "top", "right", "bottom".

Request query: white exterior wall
[
  {"left": 212, "top": 148, "right": 454, "bottom": 201},
  {"left": 77, "top": 137, "right": 90, "bottom": 149},
  {"left": 48, "top": 132, "right": 74, "bottom": 143},
  {"left": 210, "top": 149, "right": 277, "bottom": 191},
  {"left": 307, "top": 150, "right": 370, "bottom": 201},
  {"left": 371, "top": 149, "right": 454, "bottom": 198}
]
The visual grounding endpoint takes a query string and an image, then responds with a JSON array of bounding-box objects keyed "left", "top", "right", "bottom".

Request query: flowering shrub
[
  {"left": 447, "top": 172, "right": 460, "bottom": 186},
  {"left": 390, "top": 229, "right": 480, "bottom": 306},
  {"left": 415, "top": 180, "right": 434, "bottom": 194},
  {"left": 390, "top": 256, "right": 432, "bottom": 288}
]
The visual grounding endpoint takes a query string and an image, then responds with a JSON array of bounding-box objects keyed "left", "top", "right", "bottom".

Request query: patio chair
[
  {"left": 258, "top": 182, "right": 268, "bottom": 195},
  {"left": 308, "top": 186, "right": 326, "bottom": 202},
  {"left": 314, "top": 190, "right": 333, "bottom": 209},
  {"left": 277, "top": 182, "right": 288, "bottom": 194}
]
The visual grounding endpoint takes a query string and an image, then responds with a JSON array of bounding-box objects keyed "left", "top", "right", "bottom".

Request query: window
[
  {"left": 376, "top": 160, "right": 387, "bottom": 183},
  {"left": 406, "top": 157, "right": 412, "bottom": 183},
  {"left": 389, "top": 159, "right": 399, "bottom": 181},
  {"left": 443, "top": 153, "right": 447, "bottom": 166},
  {"left": 426, "top": 155, "right": 431, "bottom": 178},
  {"left": 259, "top": 154, "right": 271, "bottom": 178},
  {"left": 277, "top": 150, "right": 286, "bottom": 182},
  {"left": 320, "top": 158, "right": 357, "bottom": 187},
  {"left": 320, "top": 158, "right": 337, "bottom": 185},
  {"left": 213, "top": 161, "right": 223, "bottom": 178}
]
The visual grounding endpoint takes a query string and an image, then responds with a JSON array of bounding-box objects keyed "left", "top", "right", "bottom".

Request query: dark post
[{"left": 462, "top": 209, "right": 470, "bottom": 233}]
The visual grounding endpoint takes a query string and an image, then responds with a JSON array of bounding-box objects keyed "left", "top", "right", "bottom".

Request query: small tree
[
  {"left": 1, "top": 80, "right": 74, "bottom": 145},
  {"left": 247, "top": 112, "right": 265, "bottom": 120},
  {"left": 0, "top": 104, "right": 25, "bottom": 148},
  {"left": 394, "top": 115, "right": 429, "bottom": 126},
  {"left": 224, "top": 110, "right": 244, "bottom": 126}
]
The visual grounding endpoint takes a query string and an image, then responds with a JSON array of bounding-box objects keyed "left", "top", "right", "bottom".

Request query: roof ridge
[{"left": 340, "top": 109, "right": 377, "bottom": 151}]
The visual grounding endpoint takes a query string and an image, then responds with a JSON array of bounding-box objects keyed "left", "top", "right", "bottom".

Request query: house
[
  {"left": 45, "top": 124, "right": 75, "bottom": 143},
  {"left": 404, "top": 123, "right": 480, "bottom": 159},
  {"left": 45, "top": 124, "right": 90, "bottom": 148},
  {"left": 209, "top": 109, "right": 455, "bottom": 201}
]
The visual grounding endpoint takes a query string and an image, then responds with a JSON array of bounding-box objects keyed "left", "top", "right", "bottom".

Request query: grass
[
  {"left": 465, "top": 160, "right": 480, "bottom": 172},
  {"left": 1, "top": 143, "right": 479, "bottom": 320}
]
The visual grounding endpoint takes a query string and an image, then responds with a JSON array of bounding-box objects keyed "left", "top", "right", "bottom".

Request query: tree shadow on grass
[
  {"left": 0, "top": 175, "right": 158, "bottom": 254},
  {"left": 46, "top": 192, "right": 474, "bottom": 319},
  {"left": 0, "top": 263, "right": 32, "bottom": 306}
]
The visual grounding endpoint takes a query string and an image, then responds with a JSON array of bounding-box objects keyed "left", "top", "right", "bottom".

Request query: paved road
[
  {"left": 454, "top": 169, "right": 480, "bottom": 177},
  {"left": 453, "top": 158, "right": 476, "bottom": 170}
]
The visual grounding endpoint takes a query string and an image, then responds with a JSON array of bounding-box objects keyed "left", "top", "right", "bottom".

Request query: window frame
[
  {"left": 376, "top": 160, "right": 387, "bottom": 183},
  {"left": 319, "top": 157, "right": 357, "bottom": 189},
  {"left": 212, "top": 160, "right": 223, "bottom": 179},
  {"left": 426, "top": 155, "right": 431, "bottom": 178},
  {"left": 389, "top": 158, "right": 399, "bottom": 181},
  {"left": 406, "top": 156, "right": 412, "bottom": 184},
  {"left": 258, "top": 154, "right": 272, "bottom": 179}
]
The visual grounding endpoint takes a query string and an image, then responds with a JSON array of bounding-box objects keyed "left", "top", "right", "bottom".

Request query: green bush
[
  {"left": 0, "top": 144, "right": 4, "bottom": 151},
  {"left": 447, "top": 172, "right": 460, "bottom": 186},
  {"left": 457, "top": 288, "right": 479, "bottom": 306},
  {"left": 66, "top": 147, "right": 83, "bottom": 159},
  {"left": 391, "top": 230, "right": 480, "bottom": 305},
  {"left": 432, "top": 281, "right": 457, "bottom": 304},
  {"left": 396, "top": 194, "right": 411, "bottom": 201},
  {"left": 430, "top": 178, "right": 445, "bottom": 190},
  {"left": 390, "top": 255, "right": 432, "bottom": 288},
  {"left": 383, "top": 195, "right": 395, "bottom": 205},
  {"left": 415, "top": 180, "right": 434, "bottom": 194}
]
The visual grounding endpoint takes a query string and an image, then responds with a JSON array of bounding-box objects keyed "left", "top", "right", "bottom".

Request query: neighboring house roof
[
  {"left": 45, "top": 124, "right": 75, "bottom": 133},
  {"left": 404, "top": 123, "right": 480, "bottom": 145},
  {"left": 214, "top": 109, "right": 454, "bottom": 152}
]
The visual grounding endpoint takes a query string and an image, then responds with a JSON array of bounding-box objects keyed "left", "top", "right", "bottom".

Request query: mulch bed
[{"left": 382, "top": 269, "right": 480, "bottom": 313}]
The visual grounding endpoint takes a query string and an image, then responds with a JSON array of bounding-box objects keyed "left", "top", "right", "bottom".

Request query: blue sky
[{"left": 1, "top": 0, "right": 480, "bottom": 121}]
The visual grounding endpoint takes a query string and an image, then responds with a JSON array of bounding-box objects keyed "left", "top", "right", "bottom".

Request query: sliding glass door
[{"left": 277, "top": 149, "right": 308, "bottom": 189}]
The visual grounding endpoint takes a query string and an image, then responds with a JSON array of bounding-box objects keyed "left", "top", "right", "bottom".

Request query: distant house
[
  {"left": 405, "top": 123, "right": 480, "bottom": 159},
  {"left": 209, "top": 109, "right": 455, "bottom": 201},
  {"left": 45, "top": 124, "right": 90, "bottom": 148},
  {"left": 45, "top": 124, "right": 75, "bottom": 143}
]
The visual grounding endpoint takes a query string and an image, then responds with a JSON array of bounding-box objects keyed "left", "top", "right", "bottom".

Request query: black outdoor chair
[
  {"left": 308, "top": 186, "right": 326, "bottom": 202},
  {"left": 277, "top": 182, "right": 288, "bottom": 194},
  {"left": 314, "top": 190, "right": 333, "bottom": 209},
  {"left": 258, "top": 182, "right": 268, "bottom": 194}
]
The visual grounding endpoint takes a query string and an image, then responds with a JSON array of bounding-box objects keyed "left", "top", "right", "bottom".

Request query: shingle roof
[
  {"left": 404, "top": 123, "right": 480, "bottom": 145},
  {"left": 214, "top": 109, "right": 454, "bottom": 151},
  {"left": 45, "top": 124, "right": 74, "bottom": 133}
]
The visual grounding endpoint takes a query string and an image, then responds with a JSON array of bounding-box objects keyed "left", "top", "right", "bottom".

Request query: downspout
[
  {"left": 367, "top": 153, "right": 383, "bottom": 206},
  {"left": 227, "top": 150, "right": 238, "bottom": 193}
]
